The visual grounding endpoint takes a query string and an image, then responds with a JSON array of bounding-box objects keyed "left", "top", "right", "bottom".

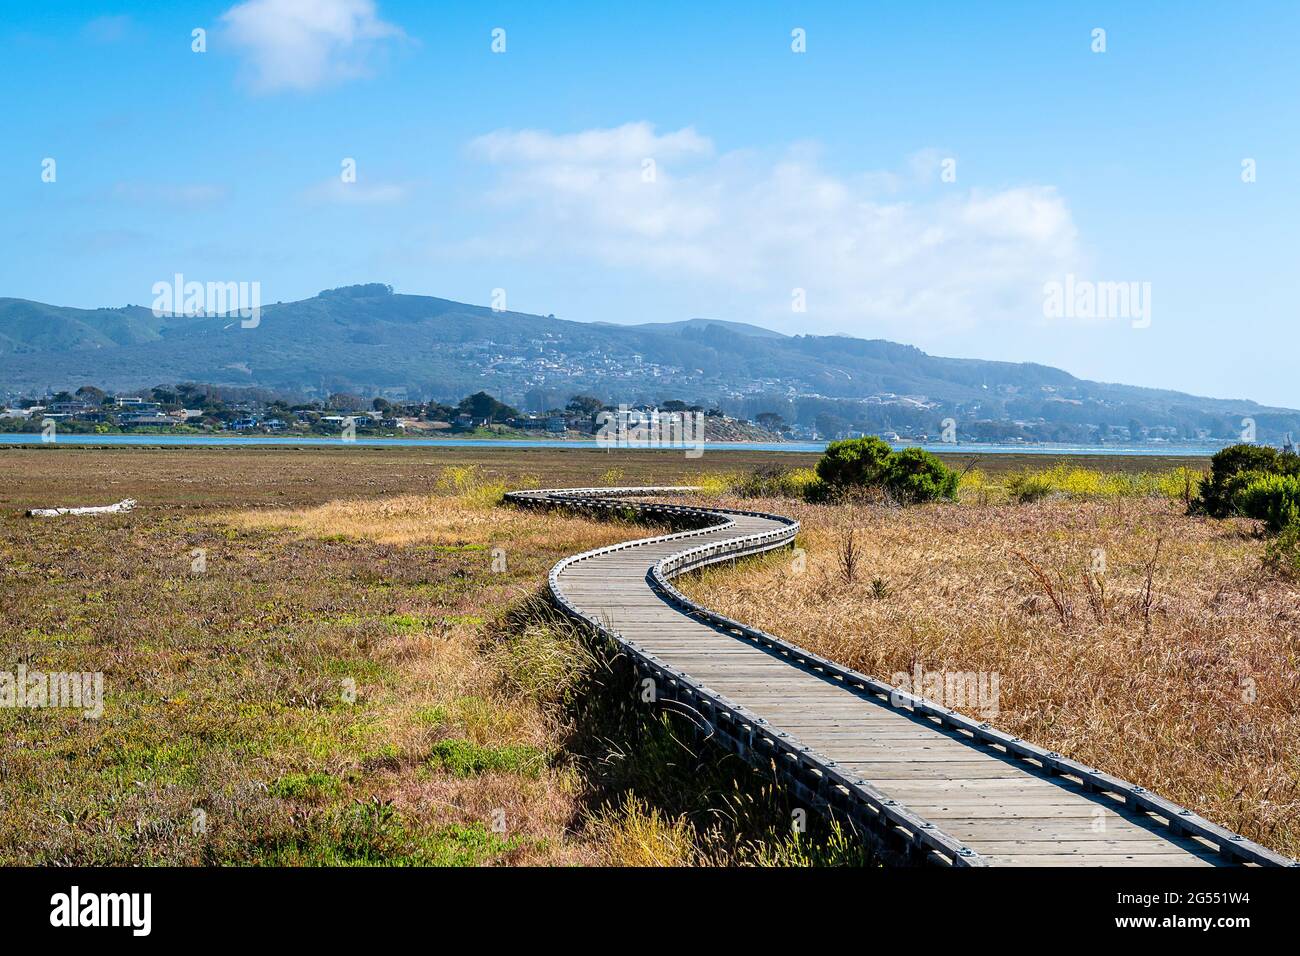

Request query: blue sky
[{"left": 2, "top": 1, "right": 1297, "bottom": 406}]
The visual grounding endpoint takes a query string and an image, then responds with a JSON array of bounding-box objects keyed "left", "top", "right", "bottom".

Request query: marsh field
[{"left": 2, "top": 445, "right": 1295, "bottom": 865}]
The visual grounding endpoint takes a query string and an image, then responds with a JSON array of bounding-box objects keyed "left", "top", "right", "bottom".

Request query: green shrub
[
  {"left": 881, "top": 447, "right": 960, "bottom": 503},
  {"left": 811, "top": 437, "right": 958, "bottom": 506},
  {"left": 1191, "top": 444, "right": 1296, "bottom": 517},
  {"left": 815, "top": 436, "right": 893, "bottom": 489},
  {"left": 1232, "top": 472, "right": 1300, "bottom": 532},
  {"left": 1005, "top": 470, "right": 1056, "bottom": 503}
]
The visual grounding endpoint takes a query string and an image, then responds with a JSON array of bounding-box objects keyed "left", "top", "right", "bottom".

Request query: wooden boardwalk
[{"left": 507, "top": 486, "right": 1293, "bottom": 867}]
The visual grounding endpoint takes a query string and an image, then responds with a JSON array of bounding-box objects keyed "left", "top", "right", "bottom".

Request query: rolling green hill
[{"left": 3, "top": 283, "right": 1297, "bottom": 441}]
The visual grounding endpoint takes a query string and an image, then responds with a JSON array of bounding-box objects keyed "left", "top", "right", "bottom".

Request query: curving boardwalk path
[{"left": 507, "top": 486, "right": 1293, "bottom": 867}]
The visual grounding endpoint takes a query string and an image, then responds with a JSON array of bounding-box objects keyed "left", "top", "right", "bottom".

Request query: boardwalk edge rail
[{"left": 506, "top": 485, "right": 1294, "bottom": 868}]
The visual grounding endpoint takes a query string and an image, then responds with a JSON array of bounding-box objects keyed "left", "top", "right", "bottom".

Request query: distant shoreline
[{"left": 0, "top": 433, "right": 1224, "bottom": 457}]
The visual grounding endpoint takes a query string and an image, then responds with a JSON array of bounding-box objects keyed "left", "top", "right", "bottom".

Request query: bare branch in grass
[
  {"left": 1142, "top": 536, "right": 1163, "bottom": 639},
  {"left": 1014, "top": 549, "right": 1072, "bottom": 627},
  {"left": 838, "top": 527, "right": 860, "bottom": 585}
]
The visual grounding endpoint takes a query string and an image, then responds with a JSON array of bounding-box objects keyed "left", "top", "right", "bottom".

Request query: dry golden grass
[
  {"left": 220, "top": 490, "right": 632, "bottom": 552},
  {"left": 585, "top": 790, "right": 873, "bottom": 867},
  {"left": 586, "top": 796, "right": 705, "bottom": 866},
  {"left": 676, "top": 493, "right": 1300, "bottom": 856}
]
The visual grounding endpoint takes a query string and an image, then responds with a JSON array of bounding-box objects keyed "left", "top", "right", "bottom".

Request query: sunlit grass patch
[
  {"left": 688, "top": 466, "right": 823, "bottom": 500},
  {"left": 691, "top": 471, "right": 739, "bottom": 496},
  {"left": 489, "top": 607, "right": 596, "bottom": 712},
  {"left": 435, "top": 464, "right": 507, "bottom": 508},
  {"left": 270, "top": 771, "right": 342, "bottom": 802},
  {"left": 965, "top": 464, "right": 1205, "bottom": 504},
  {"left": 251, "top": 801, "right": 526, "bottom": 866},
  {"left": 216, "top": 480, "right": 650, "bottom": 553},
  {"left": 586, "top": 793, "right": 874, "bottom": 868},
  {"left": 426, "top": 739, "right": 549, "bottom": 778},
  {"left": 420, "top": 694, "right": 526, "bottom": 743},
  {"left": 381, "top": 613, "right": 425, "bottom": 633},
  {"left": 587, "top": 796, "right": 702, "bottom": 866},
  {"left": 415, "top": 705, "right": 449, "bottom": 726}
]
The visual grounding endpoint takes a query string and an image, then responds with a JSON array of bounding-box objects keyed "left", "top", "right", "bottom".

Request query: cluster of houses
[
  {"left": 220, "top": 411, "right": 407, "bottom": 433},
  {"left": 2, "top": 389, "right": 751, "bottom": 439},
  {"left": 501, "top": 413, "right": 588, "bottom": 434},
  {"left": 0, "top": 396, "right": 201, "bottom": 429},
  {"left": 0, "top": 394, "right": 422, "bottom": 434}
]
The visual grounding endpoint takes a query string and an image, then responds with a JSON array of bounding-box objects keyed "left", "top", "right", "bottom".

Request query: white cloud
[
  {"left": 463, "top": 125, "right": 1084, "bottom": 343},
  {"left": 301, "top": 178, "right": 408, "bottom": 204},
  {"left": 220, "top": 0, "right": 403, "bottom": 93},
  {"left": 471, "top": 122, "right": 712, "bottom": 165}
]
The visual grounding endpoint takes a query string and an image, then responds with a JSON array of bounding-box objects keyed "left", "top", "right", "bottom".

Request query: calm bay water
[{"left": 0, "top": 434, "right": 1220, "bottom": 456}]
